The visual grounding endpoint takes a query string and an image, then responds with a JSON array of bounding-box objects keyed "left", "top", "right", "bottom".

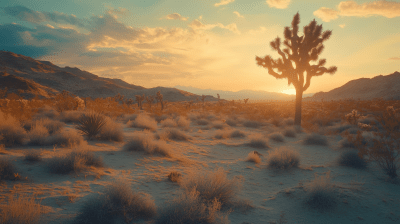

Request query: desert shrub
[
  {"left": 27, "top": 123, "right": 49, "bottom": 146},
  {"left": 0, "top": 194, "right": 44, "bottom": 224},
  {"left": 123, "top": 113, "right": 138, "bottom": 123},
  {"left": 282, "top": 117, "right": 294, "bottom": 126},
  {"left": 47, "top": 150, "right": 104, "bottom": 174},
  {"left": 97, "top": 117, "right": 124, "bottom": 142},
  {"left": 302, "top": 133, "right": 328, "bottom": 146},
  {"left": 127, "top": 113, "right": 158, "bottom": 131},
  {"left": 177, "top": 116, "right": 190, "bottom": 130},
  {"left": 247, "top": 135, "right": 269, "bottom": 149},
  {"left": 33, "top": 106, "right": 59, "bottom": 120},
  {"left": 230, "top": 130, "right": 246, "bottom": 138},
  {"left": 214, "top": 129, "right": 244, "bottom": 139},
  {"left": 123, "top": 132, "right": 171, "bottom": 157},
  {"left": 158, "top": 128, "right": 191, "bottom": 141},
  {"left": 269, "top": 132, "right": 285, "bottom": 143},
  {"left": 24, "top": 151, "right": 42, "bottom": 162},
  {"left": 245, "top": 151, "right": 262, "bottom": 164},
  {"left": 76, "top": 111, "right": 107, "bottom": 140},
  {"left": 168, "top": 171, "right": 182, "bottom": 182},
  {"left": 196, "top": 119, "right": 209, "bottom": 126},
  {"left": 180, "top": 168, "right": 244, "bottom": 209},
  {"left": 0, "top": 158, "right": 20, "bottom": 181},
  {"left": 225, "top": 118, "right": 238, "bottom": 127},
  {"left": 0, "top": 112, "right": 26, "bottom": 147},
  {"left": 161, "top": 118, "right": 177, "bottom": 127},
  {"left": 212, "top": 121, "right": 227, "bottom": 130},
  {"left": 243, "top": 120, "right": 261, "bottom": 128},
  {"left": 283, "top": 128, "right": 296, "bottom": 138},
  {"left": 338, "top": 151, "right": 367, "bottom": 169},
  {"left": 39, "top": 118, "right": 64, "bottom": 135},
  {"left": 338, "top": 137, "right": 356, "bottom": 148},
  {"left": 305, "top": 171, "right": 337, "bottom": 211},
  {"left": 74, "top": 181, "right": 157, "bottom": 224},
  {"left": 267, "top": 147, "right": 300, "bottom": 170},
  {"left": 46, "top": 129, "right": 85, "bottom": 147},
  {"left": 154, "top": 189, "right": 230, "bottom": 224},
  {"left": 58, "top": 110, "right": 85, "bottom": 123},
  {"left": 345, "top": 109, "right": 362, "bottom": 125}
]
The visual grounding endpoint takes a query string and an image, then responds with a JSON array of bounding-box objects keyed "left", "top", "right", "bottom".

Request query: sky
[{"left": 0, "top": 0, "right": 399, "bottom": 95}]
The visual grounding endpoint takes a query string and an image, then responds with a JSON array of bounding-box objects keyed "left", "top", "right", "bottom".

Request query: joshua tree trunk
[{"left": 294, "top": 88, "right": 303, "bottom": 126}]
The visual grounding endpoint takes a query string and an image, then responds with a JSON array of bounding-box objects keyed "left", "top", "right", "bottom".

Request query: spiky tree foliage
[
  {"left": 76, "top": 112, "right": 106, "bottom": 140},
  {"left": 256, "top": 13, "right": 337, "bottom": 126},
  {"left": 146, "top": 95, "right": 155, "bottom": 110},
  {"left": 135, "top": 94, "right": 145, "bottom": 110},
  {"left": 156, "top": 91, "right": 164, "bottom": 110}
]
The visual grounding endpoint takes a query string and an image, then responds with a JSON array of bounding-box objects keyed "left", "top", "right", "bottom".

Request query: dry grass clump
[
  {"left": 225, "top": 118, "right": 238, "bottom": 127},
  {"left": 24, "top": 151, "right": 42, "bottom": 162},
  {"left": 247, "top": 135, "right": 269, "bottom": 149},
  {"left": 160, "top": 118, "right": 177, "bottom": 127},
  {"left": 215, "top": 129, "right": 246, "bottom": 139},
  {"left": 27, "top": 123, "right": 49, "bottom": 146},
  {"left": 24, "top": 118, "right": 64, "bottom": 134},
  {"left": 168, "top": 171, "right": 182, "bottom": 182},
  {"left": 282, "top": 117, "right": 294, "bottom": 126},
  {"left": 283, "top": 128, "right": 296, "bottom": 138},
  {"left": 0, "top": 112, "right": 26, "bottom": 147},
  {"left": 0, "top": 194, "right": 44, "bottom": 224},
  {"left": 127, "top": 113, "right": 158, "bottom": 131},
  {"left": 245, "top": 151, "right": 262, "bottom": 164},
  {"left": 269, "top": 132, "right": 285, "bottom": 142},
  {"left": 157, "top": 128, "right": 191, "bottom": 141},
  {"left": 338, "top": 151, "right": 367, "bottom": 169},
  {"left": 267, "top": 147, "right": 300, "bottom": 170},
  {"left": 58, "top": 110, "right": 86, "bottom": 123},
  {"left": 305, "top": 171, "right": 337, "bottom": 211},
  {"left": 97, "top": 116, "right": 124, "bottom": 142},
  {"left": 212, "top": 121, "right": 227, "bottom": 130},
  {"left": 0, "top": 157, "right": 20, "bottom": 181},
  {"left": 123, "top": 132, "right": 172, "bottom": 157},
  {"left": 196, "top": 119, "right": 210, "bottom": 126},
  {"left": 33, "top": 105, "right": 59, "bottom": 120},
  {"left": 47, "top": 149, "right": 104, "bottom": 174},
  {"left": 154, "top": 189, "right": 230, "bottom": 224},
  {"left": 302, "top": 133, "right": 328, "bottom": 146},
  {"left": 176, "top": 116, "right": 190, "bottom": 130},
  {"left": 76, "top": 111, "right": 107, "bottom": 140},
  {"left": 46, "top": 129, "right": 85, "bottom": 148},
  {"left": 180, "top": 168, "right": 246, "bottom": 210},
  {"left": 74, "top": 181, "right": 157, "bottom": 224},
  {"left": 243, "top": 120, "right": 262, "bottom": 128}
]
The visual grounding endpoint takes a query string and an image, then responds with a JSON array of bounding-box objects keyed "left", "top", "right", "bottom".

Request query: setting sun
[{"left": 281, "top": 88, "right": 296, "bottom": 95}]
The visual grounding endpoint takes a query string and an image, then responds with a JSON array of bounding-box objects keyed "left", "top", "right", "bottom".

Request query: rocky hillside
[{"left": 0, "top": 51, "right": 214, "bottom": 102}]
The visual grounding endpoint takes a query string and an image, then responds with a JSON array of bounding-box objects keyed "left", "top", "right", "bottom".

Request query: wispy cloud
[
  {"left": 339, "top": 24, "right": 346, "bottom": 28},
  {"left": 164, "top": 13, "right": 188, "bottom": 21},
  {"left": 314, "top": 0, "right": 400, "bottom": 22},
  {"left": 389, "top": 56, "right": 400, "bottom": 60},
  {"left": 266, "top": 0, "right": 291, "bottom": 9},
  {"left": 214, "top": 0, "right": 235, "bottom": 7},
  {"left": 105, "top": 6, "right": 129, "bottom": 19},
  {"left": 233, "top": 11, "right": 244, "bottom": 18},
  {"left": 189, "top": 19, "right": 240, "bottom": 34}
]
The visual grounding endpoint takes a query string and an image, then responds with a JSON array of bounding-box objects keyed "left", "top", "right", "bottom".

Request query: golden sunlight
[{"left": 281, "top": 88, "right": 296, "bottom": 95}]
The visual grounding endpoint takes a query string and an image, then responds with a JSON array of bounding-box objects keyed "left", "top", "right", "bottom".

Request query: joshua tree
[
  {"left": 256, "top": 13, "right": 337, "bottom": 126},
  {"left": 135, "top": 94, "right": 145, "bottom": 110},
  {"left": 244, "top": 98, "right": 249, "bottom": 104},
  {"left": 146, "top": 95, "right": 155, "bottom": 110},
  {"left": 156, "top": 91, "right": 164, "bottom": 110}
]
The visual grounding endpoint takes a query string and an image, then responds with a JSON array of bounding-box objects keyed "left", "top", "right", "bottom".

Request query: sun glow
[{"left": 281, "top": 88, "right": 296, "bottom": 95}]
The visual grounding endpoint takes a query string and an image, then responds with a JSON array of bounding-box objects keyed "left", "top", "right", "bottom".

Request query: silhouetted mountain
[
  {"left": 0, "top": 51, "right": 215, "bottom": 101},
  {"left": 309, "top": 71, "right": 400, "bottom": 101},
  {"left": 174, "top": 85, "right": 314, "bottom": 101}
]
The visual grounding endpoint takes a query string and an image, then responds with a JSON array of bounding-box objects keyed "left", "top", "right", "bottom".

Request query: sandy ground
[{"left": 1, "top": 117, "right": 400, "bottom": 224}]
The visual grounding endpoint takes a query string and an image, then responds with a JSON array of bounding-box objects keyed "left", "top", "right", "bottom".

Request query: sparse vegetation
[
  {"left": 124, "top": 132, "right": 172, "bottom": 157},
  {"left": 269, "top": 132, "right": 285, "bottom": 142},
  {"left": 305, "top": 171, "right": 337, "bottom": 211},
  {"left": 127, "top": 113, "right": 158, "bottom": 131},
  {"left": 76, "top": 111, "right": 107, "bottom": 140},
  {"left": 168, "top": 171, "right": 182, "bottom": 182},
  {"left": 97, "top": 116, "right": 124, "bottom": 142},
  {"left": 303, "top": 133, "right": 328, "bottom": 146},
  {"left": 47, "top": 150, "right": 104, "bottom": 174},
  {"left": 0, "top": 194, "right": 44, "bottom": 224},
  {"left": 245, "top": 151, "right": 262, "bottom": 163},
  {"left": 267, "top": 147, "right": 300, "bottom": 170},
  {"left": 0, "top": 158, "right": 20, "bottom": 181},
  {"left": 24, "top": 150, "right": 42, "bottom": 162},
  {"left": 247, "top": 135, "right": 269, "bottom": 149}
]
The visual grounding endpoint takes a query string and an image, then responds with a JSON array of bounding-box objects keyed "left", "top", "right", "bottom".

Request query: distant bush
[
  {"left": 0, "top": 158, "right": 20, "bottom": 181},
  {"left": 0, "top": 111, "right": 26, "bottom": 147},
  {"left": 247, "top": 135, "right": 269, "bottom": 149},
  {"left": 47, "top": 150, "right": 104, "bottom": 174},
  {"left": 305, "top": 171, "right": 337, "bottom": 211},
  {"left": 74, "top": 181, "right": 157, "bottom": 224},
  {"left": 24, "top": 151, "right": 42, "bottom": 162},
  {"left": 124, "top": 132, "right": 172, "bottom": 157},
  {"left": 177, "top": 116, "right": 190, "bottom": 130},
  {"left": 338, "top": 151, "right": 367, "bottom": 169},
  {"left": 58, "top": 110, "right": 86, "bottom": 123},
  {"left": 0, "top": 194, "right": 43, "bottom": 224},
  {"left": 282, "top": 117, "right": 294, "bottom": 126},
  {"left": 97, "top": 117, "right": 124, "bottom": 142},
  {"left": 28, "top": 122, "right": 49, "bottom": 146},
  {"left": 269, "top": 132, "right": 285, "bottom": 143},
  {"left": 127, "top": 113, "right": 158, "bottom": 131},
  {"left": 245, "top": 151, "right": 262, "bottom": 164},
  {"left": 196, "top": 119, "right": 209, "bottom": 126},
  {"left": 267, "top": 147, "right": 300, "bottom": 170},
  {"left": 47, "top": 129, "right": 85, "bottom": 148},
  {"left": 212, "top": 121, "right": 227, "bottom": 130},
  {"left": 225, "top": 118, "right": 238, "bottom": 127},
  {"left": 76, "top": 111, "right": 106, "bottom": 140},
  {"left": 215, "top": 129, "right": 246, "bottom": 139},
  {"left": 168, "top": 171, "right": 182, "bottom": 182},
  {"left": 283, "top": 128, "right": 296, "bottom": 138},
  {"left": 160, "top": 118, "right": 177, "bottom": 128},
  {"left": 302, "top": 133, "right": 328, "bottom": 146},
  {"left": 243, "top": 120, "right": 261, "bottom": 128},
  {"left": 158, "top": 128, "right": 191, "bottom": 141},
  {"left": 154, "top": 189, "right": 230, "bottom": 224}
]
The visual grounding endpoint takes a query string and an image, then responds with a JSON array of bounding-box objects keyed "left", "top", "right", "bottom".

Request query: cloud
[
  {"left": 4, "top": 5, "right": 86, "bottom": 27},
  {"left": 314, "top": 1, "right": 400, "bottom": 22},
  {"left": 233, "top": 11, "right": 244, "bottom": 18},
  {"left": 105, "top": 6, "right": 129, "bottom": 19},
  {"left": 165, "top": 13, "right": 188, "bottom": 21},
  {"left": 339, "top": 24, "right": 346, "bottom": 28},
  {"left": 313, "top": 7, "right": 340, "bottom": 22},
  {"left": 389, "top": 56, "right": 400, "bottom": 60},
  {"left": 266, "top": 0, "right": 291, "bottom": 9},
  {"left": 189, "top": 19, "right": 240, "bottom": 34},
  {"left": 214, "top": 0, "right": 235, "bottom": 7}
]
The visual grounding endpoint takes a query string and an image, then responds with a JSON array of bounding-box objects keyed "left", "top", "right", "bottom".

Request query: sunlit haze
[{"left": 1, "top": 0, "right": 399, "bottom": 94}]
